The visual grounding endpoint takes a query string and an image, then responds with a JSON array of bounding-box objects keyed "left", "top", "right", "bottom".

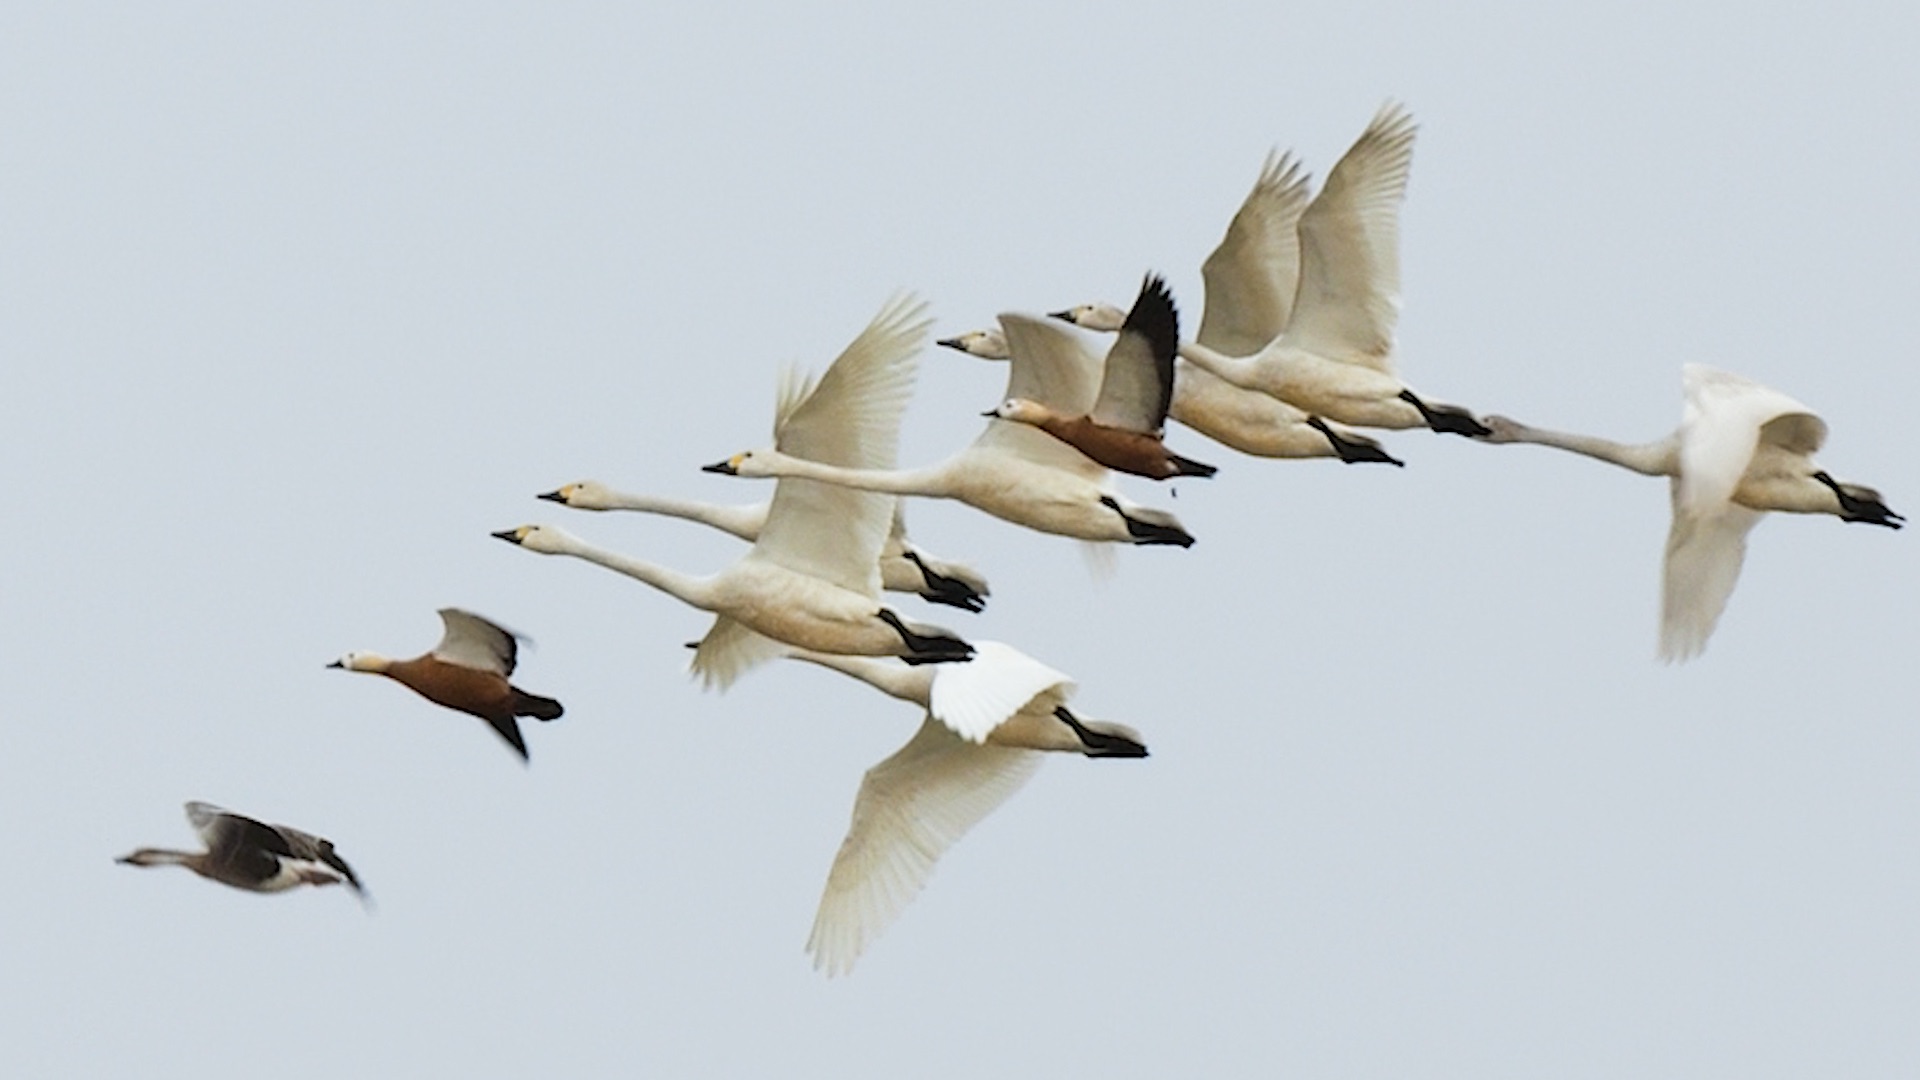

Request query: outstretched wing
[
  {"left": 1284, "top": 102, "right": 1417, "bottom": 371},
  {"left": 690, "top": 614, "right": 788, "bottom": 692},
  {"left": 978, "top": 315, "right": 1109, "bottom": 480},
  {"left": 1199, "top": 149, "right": 1312, "bottom": 355},
  {"left": 1677, "top": 364, "right": 1822, "bottom": 517},
  {"left": 1089, "top": 274, "right": 1180, "bottom": 434},
  {"left": 1660, "top": 496, "right": 1764, "bottom": 662},
  {"left": 753, "top": 295, "right": 931, "bottom": 596},
  {"left": 431, "top": 608, "right": 519, "bottom": 676},
  {"left": 927, "top": 641, "right": 1074, "bottom": 744},
  {"left": 806, "top": 719, "right": 1041, "bottom": 977}
]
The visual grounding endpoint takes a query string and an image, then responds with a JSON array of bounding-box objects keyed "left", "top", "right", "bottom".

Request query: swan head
[
  {"left": 984, "top": 398, "right": 1054, "bottom": 426},
  {"left": 537, "top": 480, "right": 612, "bottom": 509},
  {"left": 1048, "top": 302, "right": 1127, "bottom": 333},
  {"left": 327, "top": 651, "right": 392, "bottom": 674},
  {"left": 1810, "top": 472, "right": 1905, "bottom": 529},
  {"left": 1476, "top": 415, "right": 1528, "bottom": 445},
  {"left": 936, "top": 329, "right": 1010, "bottom": 360},
  {"left": 701, "top": 449, "right": 781, "bottom": 478},
  {"left": 490, "top": 524, "right": 579, "bottom": 554}
]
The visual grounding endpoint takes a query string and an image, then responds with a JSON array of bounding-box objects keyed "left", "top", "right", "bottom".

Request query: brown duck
[{"left": 330, "top": 608, "right": 563, "bottom": 761}]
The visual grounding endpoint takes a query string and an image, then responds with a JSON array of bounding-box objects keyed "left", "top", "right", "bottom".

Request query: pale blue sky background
[{"left": 3, "top": 4, "right": 1915, "bottom": 1076}]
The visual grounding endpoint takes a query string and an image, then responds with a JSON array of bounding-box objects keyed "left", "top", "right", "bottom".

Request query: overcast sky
[{"left": 3, "top": 3, "right": 1915, "bottom": 1077}]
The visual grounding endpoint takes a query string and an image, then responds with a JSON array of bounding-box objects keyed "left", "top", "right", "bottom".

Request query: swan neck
[
  {"left": 606, "top": 492, "right": 764, "bottom": 540},
  {"left": 790, "top": 650, "right": 932, "bottom": 706},
  {"left": 1503, "top": 423, "right": 1675, "bottom": 476},
  {"left": 553, "top": 536, "right": 713, "bottom": 606},
  {"left": 767, "top": 452, "right": 948, "bottom": 497}
]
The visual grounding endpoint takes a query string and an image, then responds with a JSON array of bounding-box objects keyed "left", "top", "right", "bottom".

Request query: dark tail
[
  {"left": 1168, "top": 451, "right": 1217, "bottom": 479},
  {"left": 512, "top": 689, "right": 565, "bottom": 721}
]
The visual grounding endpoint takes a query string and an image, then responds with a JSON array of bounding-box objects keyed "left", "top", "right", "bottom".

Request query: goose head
[
  {"left": 327, "top": 651, "right": 392, "bottom": 674},
  {"left": 984, "top": 398, "right": 1054, "bottom": 426},
  {"left": 1049, "top": 302, "right": 1127, "bottom": 333},
  {"left": 936, "top": 329, "right": 1010, "bottom": 360},
  {"left": 537, "top": 480, "right": 613, "bottom": 509}
]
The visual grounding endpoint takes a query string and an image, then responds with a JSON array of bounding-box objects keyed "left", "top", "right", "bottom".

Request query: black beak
[
  {"left": 1046, "top": 309, "right": 1074, "bottom": 321},
  {"left": 326, "top": 660, "right": 343, "bottom": 669},
  {"left": 980, "top": 409, "right": 998, "bottom": 418},
  {"left": 491, "top": 528, "right": 524, "bottom": 545},
  {"left": 536, "top": 489, "right": 566, "bottom": 503},
  {"left": 936, "top": 337, "right": 963, "bottom": 351},
  {"left": 702, "top": 460, "right": 738, "bottom": 475}
]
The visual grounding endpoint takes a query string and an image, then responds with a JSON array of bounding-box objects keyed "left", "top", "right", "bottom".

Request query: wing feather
[
  {"left": 431, "top": 608, "right": 519, "bottom": 675},
  {"left": 1089, "top": 275, "right": 1180, "bottom": 433},
  {"left": 1198, "top": 149, "right": 1312, "bottom": 355},
  {"left": 927, "top": 641, "right": 1073, "bottom": 744}
]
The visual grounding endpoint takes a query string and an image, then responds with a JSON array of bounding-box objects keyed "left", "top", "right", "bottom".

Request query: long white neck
[
  {"left": 595, "top": 490, "right": 767, "bottom": 541},
  {"left": 546, "top": 533, "right": 719, "bottom": 609},
  {"left": 1495, "top": 420, "right": 1678, "bottom": 477},
  {"left": 756, "top": 450, "right": 960, "bottom": 499},
  {"left": 1175, "top": 340, "right": 1266, "bottom": 393},
  {"left": 788, "top": 650, "right": 933, "bottom": 707}
]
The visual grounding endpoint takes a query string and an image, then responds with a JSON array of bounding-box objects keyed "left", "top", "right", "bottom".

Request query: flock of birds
[{"left": 116, "top": 101, "right": 1902, "bottom": 976}]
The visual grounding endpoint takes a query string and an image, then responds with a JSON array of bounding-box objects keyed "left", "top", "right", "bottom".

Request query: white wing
[
  {"left": 1198, "top": 149, "right": 1312, "bottom": 355},
  {"left": 690, "top": 615, "right": 788, "bottom": 691},
  {"left": 1283, "top": 102, "right": 1416, "bottom": 371},
  {"left": 752, "top": 295, "right": 931, "bottom": 596},
  {"left": 1676, "top": 364, "right": 1822, "bottom": 518},
  {"left": 806, "top": 718, "right": 1041, "bottom": 977},
  {"left": 927, "top": 641, "right": 1074, "bottom": 744},
  {"left": 1660, "top": 496, "right": 1764, "bottom": 662},
  {"left": 430, "top": 608, "right": 518, "bottom": 675}
]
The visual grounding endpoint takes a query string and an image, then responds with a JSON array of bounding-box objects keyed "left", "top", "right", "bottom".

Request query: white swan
[
  {"left": 709, "top": 312, "right": 1194, "bottom": 547},
  {"left": 1174, "top": 103, "right": 1489, "bottom": 437},
  {"left": 1052, "top": 151, "right": 1400, "bottom": 465},
  {"left": 496, "top": 296, "right": 974, "bottom": 689},
  {"left": 788, "top": 641, "right": 1147, "bottom": 976},
  {"left": 537, "top": 482, "right": 990, "bottom": 612},
  {"left": 1481, "top": 364, "right": 1902, "bottom": 660}
]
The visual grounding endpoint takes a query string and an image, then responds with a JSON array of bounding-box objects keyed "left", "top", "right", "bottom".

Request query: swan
[
  {"left": 1481, "top": 364, "right": 1902, "bottom": 660},
  {"left": 1052, "top": 151, "right": 1401, "bottom": 466},
  {"left": 118, "top": 802, "right": 367, "bottom": 900},
  {"left": 329, "top": 608, "right": 563, "bottom": 761},
  {"left": 989, "top": 274, "right": 1218, "bottom": 481},
  {"left": 1173, "top": 102, "right": 1490, "bottom": 437},
  {"left": 787, "top": 641, "right": 1147, "bottom": 976},
  {"left": 708, "top": 313, "right": 1194, "bottom": 548},
  {"left": 498, "top": 296, "right": 975, "bottom": 689},
  {"left": 536, "top": 481, "right": 990, "bottom": 612}
]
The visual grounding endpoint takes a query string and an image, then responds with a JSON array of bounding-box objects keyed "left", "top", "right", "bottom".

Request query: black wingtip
[{"left": 1122, "top": 273, "right": 1180, "bottom": 355}]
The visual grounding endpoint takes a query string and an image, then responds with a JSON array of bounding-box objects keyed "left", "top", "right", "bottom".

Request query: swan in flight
[
  {"left": 710, "top": 312, "right": 1194, "bottom": 547},
  {"left": 118, "top": 802, "right": 367, "bottom": 901},
  {"left": 788, "top": 641, "right": 1146, "bottom": 976},
  {"left": 537, "top": 482, "right": 989, "bottom": 612},
  {"left": 329, "top": 608, "right": 563, "bottom": 761},
  {"left": 498, "top": 295, "right": 975, "bottom": 689},
  {"left": 1481, "top": 364, "right": 1901, "bottom": 660},
  {"left": 990, "top": 274, "right": 1218, "bottom": 481},
  {"left": 1173, "top": 103, "right": 1489, "bottom": 437},
  {"left": 1052, "top": 151, "right": 1400, "bottom": 466}
]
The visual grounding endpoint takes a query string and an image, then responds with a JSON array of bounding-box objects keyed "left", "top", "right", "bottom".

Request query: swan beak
[
  {"left": 490, "top": 528, "right": 526, "bottom": 545},
  {"left": 936, "top": 337, "right": 963, "bottom": 351},
  {"left": 535, "top": 489, "right": 567, "bottom": 503},
  {"left": 1046, "top": 308, "right": 1074, "bottom": 322},
  {"left": 979, "top": 409, "right": 998, "bottom": 418},
  {"left": 325, "top": 659, "right": 344, "bottom": 669},
  {"left": 702, "top": 458, "right": 740, "bottom": 475}
]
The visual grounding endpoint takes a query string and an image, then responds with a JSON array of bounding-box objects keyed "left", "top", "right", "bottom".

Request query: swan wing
[
  {"left": 430, "top": 607, "right": 519, "bottom": 676},
  {"left": 1089, "top": 275, "right": 1180, "bottom": 433},
  {"left": 1283, "top": 102, "right": 1416, "bottom": 372},
  {"left": 1676, "top": 364, "right": 1823, "bottom": 515},
  {"left": 927, "top": 641, "right": 1075, "bottom": 743},
  {"left": 994, "top": 312, "right": 1103, "bottom": 413},
  {"left": 690, "top": 615, "right": 787, "bottom": 691},
  {"left": 754, "top": 295, "right": 931, "bottom": 596},
  {"left": 1660, "top": 497, "right": 1764, "bottom": 662},
  {"left": 1198, "top": 149, "right": 1312, "bottom": 355},
  {"left": 806, "top": 717, "right": 1041, "bottom": 976}
]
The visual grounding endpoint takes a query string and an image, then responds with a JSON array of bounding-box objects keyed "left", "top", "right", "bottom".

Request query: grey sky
[{"left": 3, "top": 3, "right": 1914, "bottom": 1076}]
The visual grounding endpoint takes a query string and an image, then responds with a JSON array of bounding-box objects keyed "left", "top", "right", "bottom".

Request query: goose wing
[
  {"left": 1198, "top": 149, "right": 1312, "bottom": 355},
  {"left": 806, "top": 718, "right": 1041, "bottom": 976},
  {"left": 1283, "top": 102, "right": 1417, "bottom": 372},
  {"left": 1089, "top": 275, "right": 1181, "bottom": 434},
  {"left": 752, "top": 295, "right": 930, "bottom": 596},
  {"left": 274, "top": 824, "right": 367, "bottom": 896},
  {"left": 430, "top": 608, "right": 519, "bottom": 676},
  {"left": 186, "top": 802, "right": 294, "bottom": 883},
  {"left": 927, "top": 641, "right": 1074, "bottom": 744},
  {"left": 977, "top": 314, "right": 1109, "bottom": 479}
]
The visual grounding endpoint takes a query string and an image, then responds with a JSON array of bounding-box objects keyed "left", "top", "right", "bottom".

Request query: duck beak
[{"left": 980, "top": 409, "right": 998, "bottom": 418}]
